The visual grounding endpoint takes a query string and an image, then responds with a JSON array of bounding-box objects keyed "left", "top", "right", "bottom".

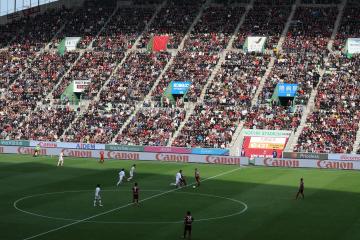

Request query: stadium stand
[{"left": 1, "top": 0, "right": 360, "bottom": 155}]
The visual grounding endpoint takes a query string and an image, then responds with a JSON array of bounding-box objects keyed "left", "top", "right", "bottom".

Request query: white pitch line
[{"left": 23, "top": 167, "right": 241, "bottom": 240}]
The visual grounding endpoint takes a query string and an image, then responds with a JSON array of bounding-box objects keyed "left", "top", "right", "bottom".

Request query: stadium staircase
[
  {"left": 112, "top": 0, "right": 210, "bottom": 144},
  {"left": 284, "top": 0, "right": 346, "bottom": 152},
  {"left": 229, "top": 0, "right": 299, "bottom": 156},
  {"left": 353, "top": 123, "right": 360, "bottom": 154},
  {"left": 167, "top": 0, "right": 255, "bottom": 147}
]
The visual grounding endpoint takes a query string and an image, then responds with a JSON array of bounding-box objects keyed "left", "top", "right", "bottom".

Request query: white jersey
[
  {"left": 129, "top": 166, "right": 135, "bottom": 176},
  {"left": 119, "top": 170, "right": 125, "bottom": 178},
  {"left": 59, "top": 152, "right": 64, "bottom": 161},
  {"left": 95, "top": 187, "right": 101, "bottom": 197},
  {"left": 176, "top": 172, "right": 182, "bottom": 181}
]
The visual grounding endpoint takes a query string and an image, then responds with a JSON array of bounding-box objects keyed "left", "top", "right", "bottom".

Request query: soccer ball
[{"left": 193, "top": 186, "right": 196, "bottom": 189}]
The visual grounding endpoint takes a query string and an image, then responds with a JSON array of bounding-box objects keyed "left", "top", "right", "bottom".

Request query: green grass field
[{"left": 1, "top": 154, "right": 360, "bottom": 240}]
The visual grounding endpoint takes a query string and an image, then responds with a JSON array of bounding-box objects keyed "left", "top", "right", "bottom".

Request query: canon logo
[
  {"left": 61, "top": 149, "right": 92, "bottom": 158},
  {"left": 18, "top": 147, "right": 47, "bottom": 155},
  {"left": 339, "top": 155, "right": 360, "bottom": 161},
  {"left": 205, "top": 156, "right": 240, "bottom": 165},
  {"left": 317, "top": 160, "right": 353, "bottom": 170},
  {"left": 107, "top": 151, "right": 139, "bottom": 160},
  {"left": 264, "top": 158, "right": 299, "bottom": 168},
  {"left": 156, "top": 153, "right": 189, "bottom": 162}
]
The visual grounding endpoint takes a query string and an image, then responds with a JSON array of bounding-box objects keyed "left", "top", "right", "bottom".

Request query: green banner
[
  {"left": 58, "top": 39, "right": 66, "bottom": 56},
  {"left": 0, "top": 140, "right": 30, "bottom": 146},
  {"left": 105, "top": 145, "right": 144, "bottom": 152}
]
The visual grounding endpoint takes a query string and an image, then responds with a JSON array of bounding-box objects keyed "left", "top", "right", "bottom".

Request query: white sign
[
  {"left": 73, "top": 80, "right": 91, "bottom": 93},
  {"left": 245, "top": 36, "right": 267, "bottom": 53},
  {"left": 0, "top": 146, "right": 249, "bottom": 166},
  {"left": 65, "top": 37, "right": 81, "bottom": 51},
  {"left": 346, "top": 38, "right": 360, "bottom": 54}
]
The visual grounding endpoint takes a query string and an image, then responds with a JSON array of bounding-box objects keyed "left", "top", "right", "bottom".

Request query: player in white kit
[
  {"left": 117, "top": 168, "right": 126, "bottom": 186},
  {"left": 127, "top": 164, "right": 136, "bottom": 181},
  {"left": 174, "top": 170, "right": 183, "bottom": 188},
  {"left": 57, "top": 152, "right": 64, "bottom": 166},
  {"left": 94, "top": 184, "right": 103, "bottom": 207}
]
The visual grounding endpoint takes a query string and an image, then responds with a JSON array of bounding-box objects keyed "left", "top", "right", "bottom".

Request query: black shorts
[
  {"left": 299, "top": 189, "right": 304, "bottom": 193},
  {"left": 133, "top": 195, "right": 139, "bottom": 200},
  {"left": 184, "top": 225, "right": 192, "bottom": 231}
]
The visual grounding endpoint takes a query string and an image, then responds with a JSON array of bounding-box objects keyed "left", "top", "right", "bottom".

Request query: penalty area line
[{"left": 22, "top": 167, "right": 241, "bottom": 240}]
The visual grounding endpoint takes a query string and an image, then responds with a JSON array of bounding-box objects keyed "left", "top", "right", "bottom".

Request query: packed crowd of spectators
[
  {"left": 254, "top": 0, "right": 294, "bottom": 4},
  {"left": 0, "top": 8, "right": 77, "bottom": 140},
  {"left": 205, "top": 52, "right": 269, "bottom": 107},
  {"left": 93, "top": 7, "right": 155, "bottom": 51},
  {"left": 173, "top": 105, "right": 240, "bottom": 148},
  {"left": 333, "top": 6, "right": 360, "bottom": 51},
  {"left": 116, "top": 108, "right": 186, "bottom": 146},
  {"left": 259, "top": 53, "right": 323, "bottom": 105},
  {"left": 233, "top": 5, "right": 291, "bottom": 50},
  {"left": 152, "top": 51, "right": 219, "bottom": 103},
  {"left": 62, "top": 102, "right": 134, "bottom": 143},
  {"left": 50, "top": 2, "right": 115, "bottom": 49},
  {"left": 13, "top": 106, "right": 76, "bottom": 141},
  {"left": 295, "top": 55, "right": 360, "bottom": 153},
  {"left": 244, "top": 104, "right": 302, "bottom": 130},
  {"left": 301, "top": 0, "right": 340, "bottom": 3},
  {"left": 100, "top": 51, "right": 171, "bottom": 105},
  {"left": 138, "top": 0, "right": 203, "bottom": 49},
  {"left": 172, "top": 52, "right": 270, "bottom": 148},
  {"left": 184, "top": 6, "right": 245, "bottom": 52},
  {"left": 52, "top": 51, "right": 124, "bottom": 99},
  {"left": 283, "top": 7, "right": 338, "bottom": 55},
  {"left": 20, "top": 52, "right": 79, "bottom": 101},
  {"left": 2, "top": 0, "right": 360, "bottom": 154}
]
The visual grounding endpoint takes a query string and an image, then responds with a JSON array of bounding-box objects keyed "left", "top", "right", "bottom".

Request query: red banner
[{"left": 153, "top": 35, "right": 169, "bottom": 52}]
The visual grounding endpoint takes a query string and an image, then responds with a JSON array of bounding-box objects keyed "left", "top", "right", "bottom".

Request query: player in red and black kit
[
  {"left": 296, "top": 178, "right": 304, "bottom": 199},
  {"left": 183, "top": 211, "right": 194, "bottom": 239},
  {"left": 99, "top": 151, "right": 105, "bottom": 164},
  {"left": 132, "top": 182, "right": 139, "bottom": 205},
  {"left": 195, "top": 168, "right": 200, "bottom": 187},
  {"left": 181, "top": 171, "right": 187, "bottom": 187}
]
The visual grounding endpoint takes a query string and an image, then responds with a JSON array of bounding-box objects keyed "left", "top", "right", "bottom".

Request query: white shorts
[
  {"left": 175, "top": 178, "right": 181, "bottom": 185},
  {"left": 119, "top": 176, "right": 124, "bottom": 182},
  {"left": 94, "top": 195, "right": 101, "bottom": 200}
]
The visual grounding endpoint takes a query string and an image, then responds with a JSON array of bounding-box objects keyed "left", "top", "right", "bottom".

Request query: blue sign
[
  {"left": 191, "top": 148, "right": 229, "bottom": 155},
  {"left": 278, "top": 83, "right": 298, "bottom": 97},
  {"left": 171, "top": 81, "right": 191, "bottom": 95}
]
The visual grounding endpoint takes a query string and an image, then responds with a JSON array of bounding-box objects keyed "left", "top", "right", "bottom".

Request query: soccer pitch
[{"left": 1, "top": 155, "right": 360, "bottom": 240}]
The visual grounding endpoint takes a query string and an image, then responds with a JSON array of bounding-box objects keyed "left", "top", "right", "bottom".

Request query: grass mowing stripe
[{"left": 23, "top": 167, "right": 242, "bottom": 240}]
